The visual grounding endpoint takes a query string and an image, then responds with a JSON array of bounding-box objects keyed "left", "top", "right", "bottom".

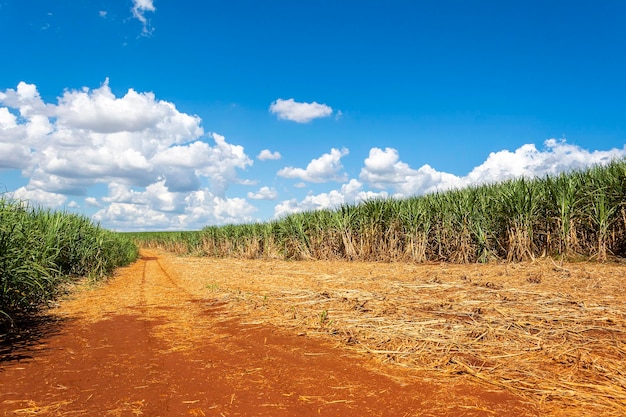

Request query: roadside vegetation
[
  {"left": 131, "top": 159, "right": 626, "bottom": 263},
  {"left": 0, "top": 199, "right": 138, "bottom": 327}
]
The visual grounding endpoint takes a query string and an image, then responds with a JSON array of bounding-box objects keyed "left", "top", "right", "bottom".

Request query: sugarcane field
[{"left": 2, "top": 162, "right": 626, "bottom": 416}]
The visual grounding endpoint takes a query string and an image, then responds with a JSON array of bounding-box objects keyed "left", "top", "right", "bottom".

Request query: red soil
[{"left": 0, "top": 252, "right": 537, "bottom": 416}]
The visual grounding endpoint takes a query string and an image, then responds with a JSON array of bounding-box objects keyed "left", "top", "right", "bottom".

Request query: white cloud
[
  {"left": 102, "top": 181, "right": 179, "bottom": 212},
  {"left": 27, "top": 170, "right": 89, "bottom": 195},
  {"left": 257, "top": 149, "right": 282, "bottom": 161},
  {"left": 0, "top": 142, "right": 32, "bottom": 169},
  {"left": 9, "top": 187, "right": 67, "bottom": 208},
  {"left": 56, "top": 78, "right": 200, "bottom": 136},
  {"left": 359, "top": 140, "right": 626, "bottom": 198},
  {"left": 185, "top": 190, "right": 257, "bottom": 225},
  {"left": 269, "top": 98, "right": 333, "bottom": 123},
  {"left": 273, "top": 179, "right": 387, "bottom": 218},
  {"left": 93, "top": 203, "right": 170, "bottom": 230},
  {"left": 197, "top": 133, "right": 254, "bottom": 194},
  {"left": 85, "top": 197, "right": 102, "bottom": 208},
  {"left": 15, "top": 82, "right": 39, "bottom": 101},
  {"left": 150, "top": 133, "right": 253, "bottom": 195},
  {"left": 465, "top": 139, "right": 626, "bottom": 184},
  {"left": 0, "top": 82, "right": 50, "bottom": 118},
  {"left": 0, "top": 81, "right": 235, "bottom": 192},
  {"left": 93, "top": 188, "right": 257, "bottom": 231},
  {"left": 276, "top": 139, "right": 626, "bottom": 219},
  {"left": 247, "top": 186, "right": 278, "bottom": 200},
  {"left": 359, "top": 147, "right": 462, "bottom": 195},
  {"left": 278, "top": 148, "right": 349, "bottom": 183},
  {"left": 0, "top": 107, "right": 17, "bottom": 128},
  {"left": 131, "top": 0, "right": 156, "bottom": 36},
  {"left": 0, "top": 80, "right": 257, "bottom": 230}
]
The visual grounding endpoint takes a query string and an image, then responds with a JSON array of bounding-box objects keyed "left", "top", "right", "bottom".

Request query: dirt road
[{"left": 1, "top": 251, "right": 539, "bottom": 416}]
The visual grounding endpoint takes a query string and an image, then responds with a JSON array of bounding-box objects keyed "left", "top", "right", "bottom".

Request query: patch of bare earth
[{"left": 1, "top": 250, "right": 623, "bottom": 416}]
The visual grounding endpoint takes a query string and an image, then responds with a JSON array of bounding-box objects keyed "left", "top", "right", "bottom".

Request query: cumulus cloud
[
  {"left": 257, "top": 149, "right": 282, "bottom": 161},
  {"left": 247, "top": 186, "right": 278, "bottom": 200},
  {"left": 102, "top": 181, "right": 179, "bottom": 213},
  {"left": 0, "top": 80, "right": 211, "bottom": 190},
  {"left": 273, "top": 179, "right": 387, "bottom": 218},
  {"left": 150, "top": 133, "right": 253, "bottom": 195},
  {"left": 9, "top": 187, "right": 67, "bottom": 208},
  {"left": 85, "top": 197, "right": 102, "bottom": 208},
  {"left": 360, "top": 147, "right": 462, "bottom": 196},
  {"left": 55, "top": 78, "right": 200, "bottom": 138},
  {"left": 0, "top": 81, "right": 50, "bottom": 118},
  {"left": 275, "top": 140, "right": 626, "bottom": 219},
  {"left": 93, "top": 203, "right": 169, "bottom": 230},
  {"left": 465, "top": 139, "right": 625, "bottom": 184},
  {"left": 93, "top": 186, "right": 258, "bottom": 231},
  {"left": 278, "top": 148, "right": 349, "bottom": 183},
  {"left": 0, "top": 80, "right": 257, "bottom": 230},
  {"left": 197, "top": 133, "right": 254, "bottom": 194},
  {"left": 358, "top": 139, "right": 626, "bottom": 198},
  {"left": 184, "top": 190, "right": 256, "bottom": 224},
  {"left": 269, "top": 98, "right": 333, "bottom": 123},
  {"left": 131, "top": 0, "right": 156, "bottom": 36},
  {"left": 0, "top": 142, "right": 32, "bottom": 169}
]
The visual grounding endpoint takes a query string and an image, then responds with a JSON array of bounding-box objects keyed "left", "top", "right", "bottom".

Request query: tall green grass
[
  {"left": 130, "top": 160, "right": 626, "bottom": 263},
  {"left": 0, "top": 199, "right": 138, "bottom": 326}
]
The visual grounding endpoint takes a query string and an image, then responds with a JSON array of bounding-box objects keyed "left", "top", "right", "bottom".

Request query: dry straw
[
  {"left": 166, "top": 254, "right": 626, "bottom": 416},
  {"left": 130, "top": 162, "right": 626, "bottom": 415}
]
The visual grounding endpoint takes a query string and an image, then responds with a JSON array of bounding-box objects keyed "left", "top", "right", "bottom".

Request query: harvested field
[
  {"left": 163, "top": 252, "right": 626, "bottom": 416},
  {"left": 1, "top": 250, "right": 624, "bottom": 415}
]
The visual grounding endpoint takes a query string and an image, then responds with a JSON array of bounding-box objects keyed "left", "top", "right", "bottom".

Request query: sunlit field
[
  {"left": 129, "top": 160, "right": 626, "bottom": 264},
  {"left": 125, "top": 161, "right": 626, "bottom": 415},
  {"left": 0, "top": 199, "right": 137, "bottom": 326}
]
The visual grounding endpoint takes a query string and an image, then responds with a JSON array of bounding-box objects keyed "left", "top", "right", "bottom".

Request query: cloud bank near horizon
[
  {"left": 277, "top": 139, "right": 624, "bottom": 216},
  {"left": 1, "top": 80, "right": 624, "bottom": 231}
]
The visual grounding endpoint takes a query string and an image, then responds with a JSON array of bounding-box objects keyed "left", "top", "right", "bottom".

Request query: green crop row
[
  {"left": 130, "top": 159, "right": 626, "bottom": 263},
  {"left": 0, "top": 199, "right": 138, "bottom": 326}
]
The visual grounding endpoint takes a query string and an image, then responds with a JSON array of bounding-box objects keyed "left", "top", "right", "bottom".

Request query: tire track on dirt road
[{"left": 0, "top": 251, "right": 538, "bottom": 416}]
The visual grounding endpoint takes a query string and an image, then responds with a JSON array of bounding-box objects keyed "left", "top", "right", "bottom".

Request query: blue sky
[{"left": 1, "top": 0, "right": 625, "bottom": 231}]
